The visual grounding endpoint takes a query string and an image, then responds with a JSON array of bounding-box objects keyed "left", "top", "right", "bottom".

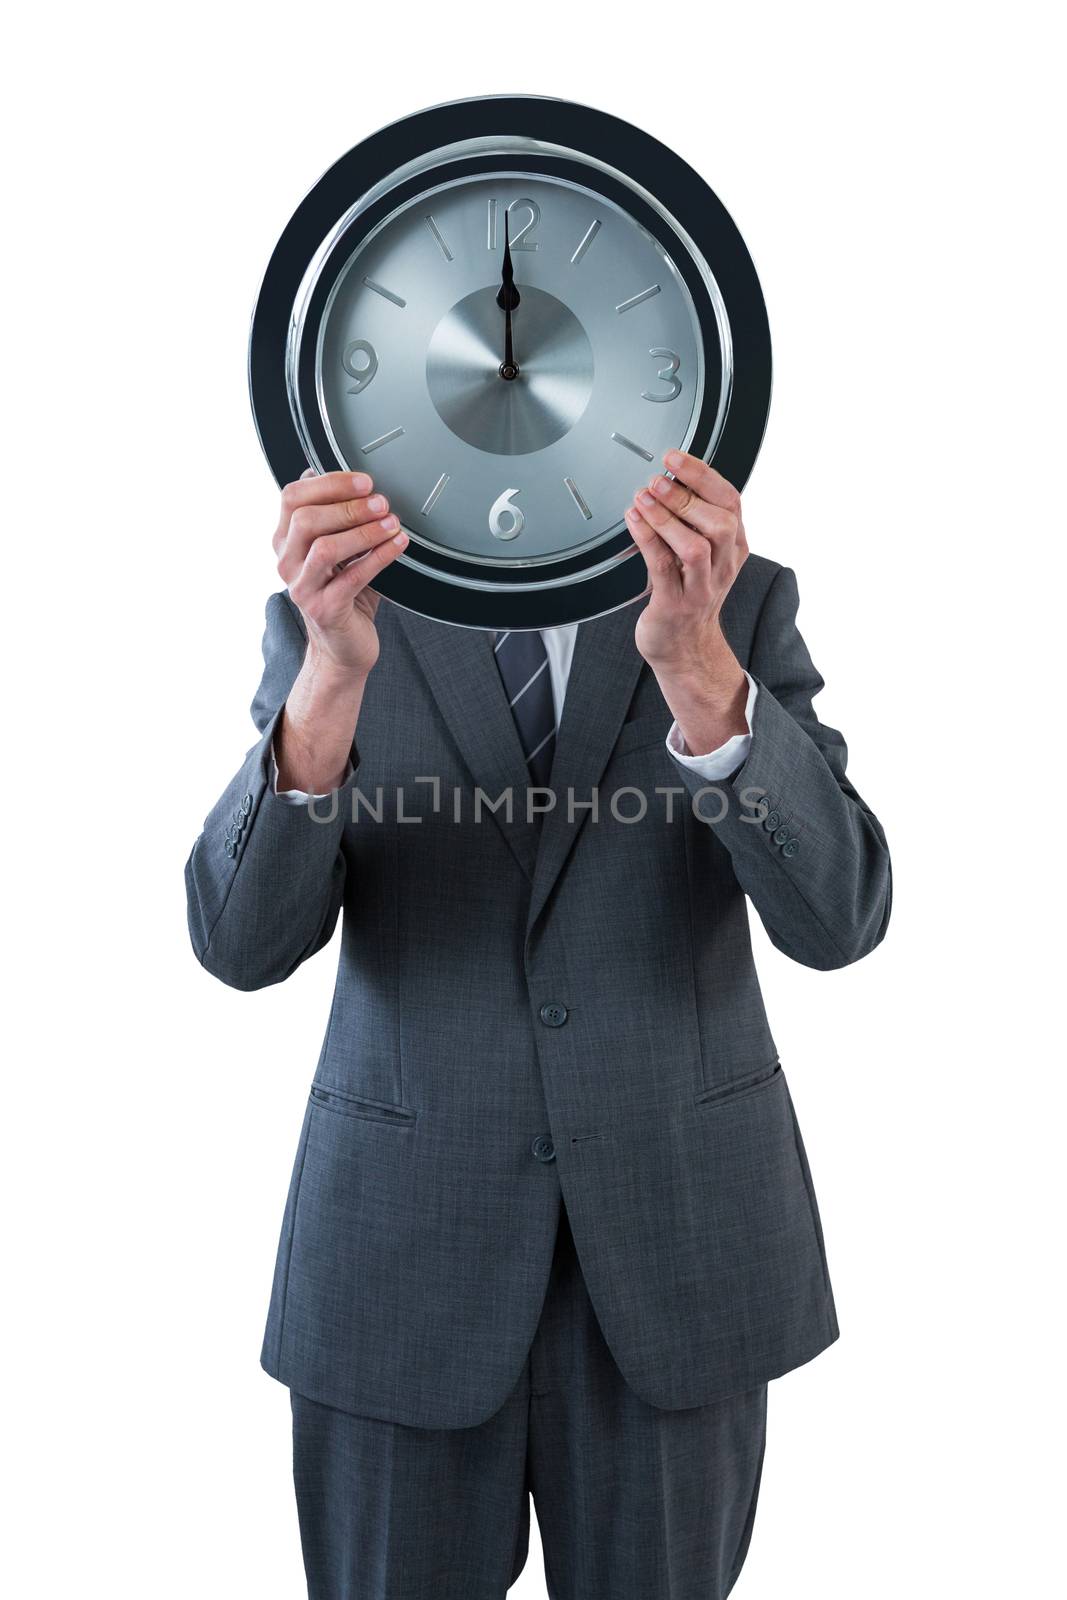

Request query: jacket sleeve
[
  {"left": 675, "top": 564, "right": 892, "bottom": 970},
  {"left": 184, "top": 591, "right": 360, "bottom": 990}
]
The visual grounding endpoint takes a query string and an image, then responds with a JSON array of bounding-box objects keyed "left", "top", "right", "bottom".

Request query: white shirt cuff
[
  {"left": 665, "top": 673, "right": 758, "bottom": 780},
  {"left": 271, "top": 741, "right": 354, "bottom": 804}
]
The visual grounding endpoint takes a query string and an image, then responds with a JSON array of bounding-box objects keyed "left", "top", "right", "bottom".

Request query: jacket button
[
  {"left": 241, "top": 794, "right": 253, "bottom": 814},
  {"left": 539, "top": 1003, "right": 568, "bottom": 1028},
  {"left": 531, "top": 1135, "right": 556, "bottom": 1163},
  {"left": 773, "top": 826, "right": 789, "bottom": 846},
  {"left": 224, "top": 840, "right": 236, "bottom": 858},
  {"left": 763, "top": 809, "right": 781, "bottom": 831},
  {"left": 782, "top": 837, "right": 800, "bottom": 859}
]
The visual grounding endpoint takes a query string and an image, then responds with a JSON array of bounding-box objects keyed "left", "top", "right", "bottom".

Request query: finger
[
  {"left": 300, "top": 466, "right": 317, "bottom": 480},
  {"left": 289, "top": 515, "right": 402, "bottom": 605},
  {"left": 645, "top": 474, "right": 740, "bottom": 545},
  {"left": 632, "top": 488, "right": 713, "bottom": 597},
  {"left": 625, "top": 507, "right": 683, "bottom": 600},
  {"left": 323, "top": 529, "right": 409, "bottom": 610},
  {"left": 280, "top": 493, "right": 394, "bottom": 576},
  {"left": 274, "top": 469, "right": 374, "bottom": 548},
  {"left": 279, "top": 495, "right": 393, "bottom": 582},
  {"left": 662, "top": 450, "right": 742, "bottom": 515}
]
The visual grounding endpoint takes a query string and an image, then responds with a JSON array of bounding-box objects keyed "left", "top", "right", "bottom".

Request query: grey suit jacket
[{"left": 185, "top": 554, "right": 891, "bottom": 1428}]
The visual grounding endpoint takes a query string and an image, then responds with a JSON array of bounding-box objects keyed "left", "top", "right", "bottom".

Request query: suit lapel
[
  {"left": 392, "top": 606, "right": 539, "bottom": 882},
  {"left": 527, "top": 600, "right": 648, "bottom": 933}
]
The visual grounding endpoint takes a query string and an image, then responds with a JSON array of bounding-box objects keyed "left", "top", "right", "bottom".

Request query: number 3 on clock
[{"left": 642, "top": 348, "right": 682, "bottom": 403}]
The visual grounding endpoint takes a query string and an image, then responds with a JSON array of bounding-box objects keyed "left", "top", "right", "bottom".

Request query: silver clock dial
[{"left": 315, "top": 173, "right": 706, "bottom": 568}]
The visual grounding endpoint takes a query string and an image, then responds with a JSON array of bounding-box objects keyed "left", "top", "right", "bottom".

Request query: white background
[{"left": 4, "top": 4, "right": 1063, "bottom": 1595}]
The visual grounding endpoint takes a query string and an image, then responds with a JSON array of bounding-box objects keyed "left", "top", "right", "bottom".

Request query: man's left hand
[{"left": 627, "top": 450, "right": 751, "bottom": 757}]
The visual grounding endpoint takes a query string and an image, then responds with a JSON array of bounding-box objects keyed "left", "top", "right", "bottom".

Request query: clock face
[
  {"left": 251, "top": 99, "right": 771, "bottom": 627},
  {"left": 315, "top": 173, "right": 705, "bottom": 571}
]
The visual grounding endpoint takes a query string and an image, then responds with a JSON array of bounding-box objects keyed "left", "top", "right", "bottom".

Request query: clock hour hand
[{"left": 497, "top": 208, "right": 520, "bottom": 381}]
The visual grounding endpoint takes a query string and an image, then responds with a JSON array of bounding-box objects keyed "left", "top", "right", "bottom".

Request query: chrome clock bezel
[
  {"left": 249, "top": 97, "right": 772, "bottom": 629},
  {"left": 300, "top": 165, "right": 718, "bottom": 575}
]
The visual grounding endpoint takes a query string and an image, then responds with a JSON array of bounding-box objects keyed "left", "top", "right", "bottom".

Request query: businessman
[{"left": 186, "top": 451, "right": 891, "bottom": 1598}]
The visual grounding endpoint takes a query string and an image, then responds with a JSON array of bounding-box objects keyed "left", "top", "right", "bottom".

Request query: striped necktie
[{"left": 492, "top": 630, "right": 557, "bottom": 788}]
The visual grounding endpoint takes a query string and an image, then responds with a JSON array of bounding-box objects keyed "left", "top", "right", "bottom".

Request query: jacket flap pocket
[
  {"left": 694, "top": 1061, "right": 782, "bottom": 1110},
  {"left": 310, "top": 1083, "right": 415, "bottom": 1125}
]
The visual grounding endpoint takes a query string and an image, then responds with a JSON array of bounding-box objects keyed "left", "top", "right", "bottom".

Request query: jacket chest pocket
[{"left": 610, "top": 714, "right": 673, "bottom": 763}]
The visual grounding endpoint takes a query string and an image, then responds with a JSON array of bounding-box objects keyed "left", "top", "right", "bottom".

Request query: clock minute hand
[{"left": 497, "top": 208, "right": 520, "bottom": 380}]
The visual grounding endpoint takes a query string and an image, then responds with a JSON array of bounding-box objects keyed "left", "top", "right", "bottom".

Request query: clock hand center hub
[{"left": 426, "top": 285, "right": 594, "bottom": 457}]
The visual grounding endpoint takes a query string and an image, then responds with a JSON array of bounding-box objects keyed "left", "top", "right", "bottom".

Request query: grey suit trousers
[{"left": 291, "top": 1201, "right": 768, "bottom": 1600}]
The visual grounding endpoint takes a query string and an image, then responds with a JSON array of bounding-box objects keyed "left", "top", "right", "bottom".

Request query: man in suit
[{"left": 186, "top": 450, "right": 891, "bottom": 1598}]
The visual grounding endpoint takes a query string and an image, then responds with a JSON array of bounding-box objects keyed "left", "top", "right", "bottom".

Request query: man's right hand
[
  {"left": 272, "top": 469, "right": 408, "bottom": 793},
  {"left": 274, "top": 468, "right": 408, "bottom": 679}
]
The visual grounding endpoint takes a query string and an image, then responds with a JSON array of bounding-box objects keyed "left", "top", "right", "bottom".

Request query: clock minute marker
[
  {"left": 566, "top": 220, "right": 601, "bottom": 267},
  {"left": 424, "top": 216, "right": 454, "bottom": 261},
  {"left": 616, "top": 284, "right": 661, "bottom": 314},
  {"left": 570, "top": 219, "right": 601, "bottom": 265},
  {"left": 611, "top": 431, "right": 655, "bottom": 462},
  {"left": 563, "top": 477, "right": 593, "bottom": 520},
  {"left": 362, "top": 277, "right": 406, "bottom": 308},
  {"left": 421, "top": 473, "right": 451, "bottom": 515},
  {"left": 361, "top": 427, "right": 405, "bottom": 454}
]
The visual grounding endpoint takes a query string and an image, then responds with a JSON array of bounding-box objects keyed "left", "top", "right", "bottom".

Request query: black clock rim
[
  {"left": 249, "top": 96, "right": 772, "bottom": 630},
  {"left": 291, "top": 149, "right": 726, "bottom": 591}
]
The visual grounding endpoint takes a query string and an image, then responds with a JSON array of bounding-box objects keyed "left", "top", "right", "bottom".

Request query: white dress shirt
[{"left": 273, "top": 622, "right": 757, "bottom": 800}]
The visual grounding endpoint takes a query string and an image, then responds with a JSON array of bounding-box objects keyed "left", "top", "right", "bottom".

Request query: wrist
[
  {"left": 653, "top": 625, "right": 743, "bottom": 703},
  {"left": 302, "top": 640, "right": 371, "bottom": 702},
  {"left": 652, "top": 632, "right": 749, "bottom": 756},
  {"left": 657, "top": 660, "right": 746, "bottom": 710},
  {"left": 276, "top": 648, "right": 366, "bottom": 793}
]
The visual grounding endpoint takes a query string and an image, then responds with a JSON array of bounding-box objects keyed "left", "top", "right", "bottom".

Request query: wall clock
[{"left": 249, "top": 96, "right": 771, "bottom": 629}]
